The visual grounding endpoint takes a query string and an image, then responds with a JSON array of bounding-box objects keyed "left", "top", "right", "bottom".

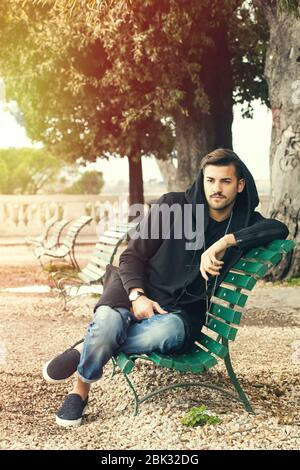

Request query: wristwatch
[{"left": 129, "top": 290, "right": 145, "bottom": 303}]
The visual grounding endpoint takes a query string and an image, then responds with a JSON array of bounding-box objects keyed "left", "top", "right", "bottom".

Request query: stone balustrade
[
  {"left": 0, "top": 194, "right": 132, "bottom": 239},
  {"left": 0, "top": 193, "right": 270, "bottom": 241}
]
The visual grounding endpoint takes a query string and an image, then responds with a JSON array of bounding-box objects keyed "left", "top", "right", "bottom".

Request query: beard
[{"left": 208, "top": 197, "right": 236, "bottom": 211}]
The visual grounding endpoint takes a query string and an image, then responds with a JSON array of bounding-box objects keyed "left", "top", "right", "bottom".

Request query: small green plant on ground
[{"left": 181, "top": 405, "right": 221, "bottom": 428}]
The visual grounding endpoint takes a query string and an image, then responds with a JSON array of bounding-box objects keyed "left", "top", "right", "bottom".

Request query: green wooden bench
[
  {"left": 112, "top": 239, "right": 295, "bottom": 415},
  {"left": 26, "top": 217, "right": 58, "bottom": 246},
  {"left": 52, "top": 222, "right": 138, "bottom": 309},
  {"left": 35, "top": 215, "right": 92, "bottom": 269},
  {"left": 30, "top": 218, "right": 70, "bottom": 250}
]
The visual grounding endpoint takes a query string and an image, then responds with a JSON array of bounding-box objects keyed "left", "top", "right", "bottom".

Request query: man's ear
[{"left": 237, "top": 178, "right": 245, "bottom": 193}]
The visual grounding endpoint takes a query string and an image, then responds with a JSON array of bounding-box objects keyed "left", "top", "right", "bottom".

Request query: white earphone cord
[{"left": 204, "top": 211, "right": 233, "bottom": 325}]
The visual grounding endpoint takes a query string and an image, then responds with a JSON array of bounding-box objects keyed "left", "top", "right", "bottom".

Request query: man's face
[{"left": 203, "top": 163, "right": 245, "bottom": 211}]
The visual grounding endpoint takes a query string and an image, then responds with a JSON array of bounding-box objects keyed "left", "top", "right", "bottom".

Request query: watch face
[
  {"left": 129, "top": 291, "right": 138, "bottom": 301},
  {"left": 129, "top": 291, "right": 143, "bottom": 301}
]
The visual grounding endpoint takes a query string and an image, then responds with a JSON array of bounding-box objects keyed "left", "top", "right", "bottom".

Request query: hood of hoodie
[{"left": 184, "top": 157, "right": 260, "bottom": 232}]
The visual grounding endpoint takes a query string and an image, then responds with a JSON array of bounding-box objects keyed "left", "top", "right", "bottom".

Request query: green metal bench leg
[
  {"left": 56, "top": 287, "right": 68, "bottom": 310},
  {"left": 120, "top": 370, "right": 254, "bottom": 416},
  {"left": 69, "top": 252, "right": 78, "bottom": 270},
  {"left": 122, "top": 371, "right": 140, "bottom": 416},
  {"left": 37, "top": 256, "right": 45, "bottom": 268},
  {"left": 62, "top": 292, "right": 68, "bottom": 310},
  {"left": 223, "top": 338, "right": 255, "bottom": 414},
  {"left": 71, "top": 247, "right": 80, "bottom": 270},
  {"left": 111, "top": 358, "right": 117, "bottom": 378}
]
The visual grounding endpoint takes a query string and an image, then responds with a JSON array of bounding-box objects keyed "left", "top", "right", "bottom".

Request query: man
[{"left": 43, "top": 148, "right": 289, "bottom": 427}]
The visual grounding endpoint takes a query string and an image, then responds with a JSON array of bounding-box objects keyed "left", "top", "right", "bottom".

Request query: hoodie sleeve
[
  {"left": 119, "top": 194, "right": 168, "bottom": 294},
  {"left": 232, "top": 211, "right": 289, "bottom": 252}
]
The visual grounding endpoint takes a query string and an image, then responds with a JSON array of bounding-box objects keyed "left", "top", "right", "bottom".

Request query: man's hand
[
  {"left": 131, "top": 295, "right": 168, "bottom": 320},
  {"left": 200, "top": 234, "right": 236, "bottom": 281}
]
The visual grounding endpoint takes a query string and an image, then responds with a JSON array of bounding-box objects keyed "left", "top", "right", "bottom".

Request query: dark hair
[{"left": 200, "top": 148, "right": 243, "bottom": 180}]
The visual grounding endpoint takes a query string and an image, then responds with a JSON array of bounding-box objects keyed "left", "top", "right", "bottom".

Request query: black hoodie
[{"left": 95, "top": 160, "right": 289, "bottom": 347}]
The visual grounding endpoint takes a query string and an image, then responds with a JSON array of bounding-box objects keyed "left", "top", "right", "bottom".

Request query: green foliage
[
  {"left": 230, "top": 3, "right": 270, "bottom": 117},
  {"left": 0, "top": 0, "right": 269, "bottom": 166},
  {"left": 0, "top": 147, "right": 63, "bottom": 194},
  {"left": 181, "top": 405, "right": 221, "bottom": 428},
  {"left": 63, "top": 169, "right": 104, "bottom": 194}
]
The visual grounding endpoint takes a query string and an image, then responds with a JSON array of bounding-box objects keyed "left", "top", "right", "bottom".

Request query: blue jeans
[{"left": 77, "top": 305, "right": 186, "bottom": 383}]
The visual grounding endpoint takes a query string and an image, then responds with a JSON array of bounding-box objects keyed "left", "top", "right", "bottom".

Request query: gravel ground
[{"left": 0, "top": 265, "right": 299, "bottom": 450}]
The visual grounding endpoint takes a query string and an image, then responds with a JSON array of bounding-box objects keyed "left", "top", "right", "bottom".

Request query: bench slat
[
  {"left": 114, "top": 223, "right": 138, "bottom": 230},
  {"left": 169, "top": 355, "right": 204, "bottom": 373},
  {"left": 214, "top": 287, "right": 248, "bottom": 307},
  {"left": 198, "top": 333, "right": 228, "bottom": 358},
  {"left": 102, "top": 230, "right": 127, "bottom": 239},
  {"left": 89, "top": 257, "right": 109, "bottom": 270},
  {"left": 266, "top": 239, "right": 295, "bottom": 253},
  {"left": 148, "top": 352, "right": 174, "bottom": 368},
  {"left": 83, "top": 264, "right": 106, "bottom": 278},
  {"left": 80, "top": 269, "right": 100, "bottom": 282},
  {"left": 233, "top": 259, "right": 269, "bottom": 277},
  {"left": 98, "top": 235, "right": 124, "bottom": 246},
  {"left": 148, "top": 347, "right": 218, "bottom": 372},
  {"left": 78, "top": 271, "right": 95, "bottom": 283},
  {"left": 95, "top": 242, "right": 119, "bottom": 256},
  {"left": 210, "top": 303, "right": 242, "bottom": 325},
  {"left": 206, "top": 316, "right": 238, "bottom": 340},
  {"left": 191, "top": 347, "right": 218, "bottom": 370},
  {"left": 81, "top": 266, "right": 103, "bottom": 282},
  {"left": 223, "top": 271, "right": 257, "bottom": 290},
  {"left": 244, "top": 247, "right": 282, "bottom": 264},
  {"left": 92, "top": 251, "right": 112, "bottom": 264}
]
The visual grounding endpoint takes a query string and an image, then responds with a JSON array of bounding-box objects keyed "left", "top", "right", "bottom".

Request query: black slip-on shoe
[
  {"left": 55, "top": 393, "right": 88, "bottom": 427},
  {"left": 42, "top": 340, "right": 83, "bottom": 384}
]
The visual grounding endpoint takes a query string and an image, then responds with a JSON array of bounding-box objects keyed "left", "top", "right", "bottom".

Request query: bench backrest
[
  {"left": 78, "top": 222, "right": 138, "bottom": 283},
  {"left": 47, "top": 219, "right": 70, "bottom": 247},
  {"left": 40, "top": 217, "right": 58, "bottom": 241},
  {"left": 62, "top": 216, "right": 93, "bottom": 249},
  {"left": 199, "top": 239, "right": 295, "bottom": 360}
]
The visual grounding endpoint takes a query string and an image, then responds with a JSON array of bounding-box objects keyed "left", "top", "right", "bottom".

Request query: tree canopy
[
  {"left": 0, "top": 147, "right": 63, "bottom": 194},
  {"left": 0, "top": 0, "right": 269, "bottom": 156},
  {"left": 63, "top": 169, "right": 104, "bottom": 194}
]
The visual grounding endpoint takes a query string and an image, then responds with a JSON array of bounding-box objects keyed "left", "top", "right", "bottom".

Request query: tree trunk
[
  {"left": 174, "top": 111, "right": 216, "bottom": 190},
  {"left": 128, "top": 154, "right": 144, "bottom": 221},
  {"left": 157, "top": 19, "right": 233, "bottom": 191},
  {"left": 154, "top": 157, "right": 177, "bottom": 192},
  {"left": 261, "top": 6, "right": 300, "bottom": 278}
]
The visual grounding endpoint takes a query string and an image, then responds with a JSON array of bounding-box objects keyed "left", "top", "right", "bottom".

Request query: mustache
[{"left": 210, "top": 193, "right": 226, "bottom": 198}]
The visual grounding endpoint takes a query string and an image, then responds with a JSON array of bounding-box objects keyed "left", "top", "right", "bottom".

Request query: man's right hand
[{"left": 131, "top": 295, "right": 168, "bottom": 320}]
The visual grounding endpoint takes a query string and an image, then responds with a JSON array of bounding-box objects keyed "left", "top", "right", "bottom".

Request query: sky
[{"left": 0, "top": 99, "right": 272, "bottom": 182}]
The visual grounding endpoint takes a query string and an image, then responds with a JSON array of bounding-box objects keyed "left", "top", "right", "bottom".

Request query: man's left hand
[{"left": 200, "top": 234, "right": 236, "bottom": 281}]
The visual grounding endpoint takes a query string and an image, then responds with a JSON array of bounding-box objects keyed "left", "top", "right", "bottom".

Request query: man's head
[{"left": 201, "top": 148, "right": 245, "bottom": 212}]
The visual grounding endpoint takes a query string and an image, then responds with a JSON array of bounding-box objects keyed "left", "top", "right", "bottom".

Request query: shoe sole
[
  {"left": 55, "top": 405, "right": 87, "bottom": 427},
  {"left": 42, "top": 361, "right": 73, "bottom": 384}
]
